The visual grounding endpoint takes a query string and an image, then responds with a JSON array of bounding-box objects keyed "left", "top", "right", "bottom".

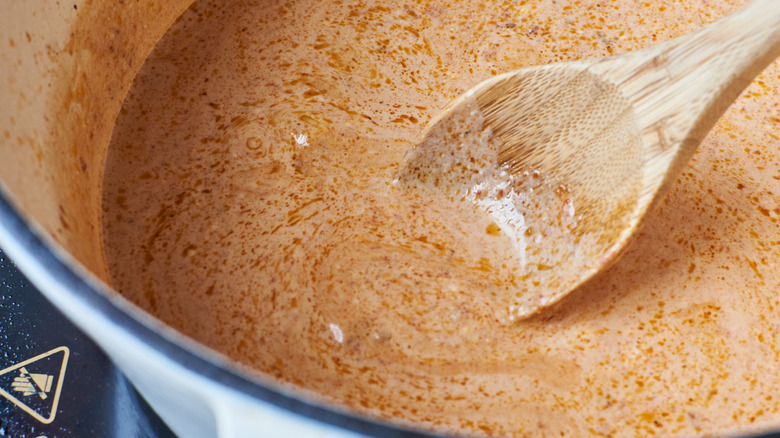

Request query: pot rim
[{"left": 0, "top": 187, "right": 441, "bottom": 438}]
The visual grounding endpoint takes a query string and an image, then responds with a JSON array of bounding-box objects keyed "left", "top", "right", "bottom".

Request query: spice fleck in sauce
[{"left": 103, "top": 0, "right": 780, "bottom": 436}]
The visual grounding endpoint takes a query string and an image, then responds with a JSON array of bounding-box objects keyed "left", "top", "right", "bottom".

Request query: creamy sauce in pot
[{"left": 103, "top": 0, "right": 780, "bottom": 436}]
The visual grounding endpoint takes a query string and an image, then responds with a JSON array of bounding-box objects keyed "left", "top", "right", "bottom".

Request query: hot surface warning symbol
[{"left": 0, "top": 346, "right": 69, "bottom": 424}]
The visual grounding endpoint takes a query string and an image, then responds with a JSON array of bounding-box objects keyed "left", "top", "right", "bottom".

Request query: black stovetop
[{"left": 0, "top": 248, "right": 175, "bottom": 438}]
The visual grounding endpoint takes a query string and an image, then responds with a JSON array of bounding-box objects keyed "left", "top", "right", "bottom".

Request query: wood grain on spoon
[{"left": 398, "top": 0, "right": 780, "bottom": 318}]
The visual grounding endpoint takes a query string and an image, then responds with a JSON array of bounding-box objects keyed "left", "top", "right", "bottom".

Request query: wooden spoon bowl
[{"left": 399, "top": 0, "right": 780, "bottom": 318}]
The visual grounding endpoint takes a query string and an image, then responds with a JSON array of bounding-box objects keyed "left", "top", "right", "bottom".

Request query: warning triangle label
[{"left": 0, "top": 346, "right": 69, "bottom": 424}]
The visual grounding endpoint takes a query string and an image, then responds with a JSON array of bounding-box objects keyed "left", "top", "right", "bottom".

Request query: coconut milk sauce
[{"left": 103, "top": 0, "right": 780, "bottom": 436}]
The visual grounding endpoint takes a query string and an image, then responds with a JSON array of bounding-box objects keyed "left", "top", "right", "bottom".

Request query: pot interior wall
[{"left": 0, "top": 0, "right": 193, "bottom": 282}]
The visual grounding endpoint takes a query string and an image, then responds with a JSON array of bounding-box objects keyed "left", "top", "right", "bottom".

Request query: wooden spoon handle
[
  {"left": 597, "top": 0, "right": 780, "bottom": 158},
  {"left": 622, "top": 0, "right": 780, "bottom": 137},
  {"left": 582, "top": 0, "right": 780, "bottom": 212}
]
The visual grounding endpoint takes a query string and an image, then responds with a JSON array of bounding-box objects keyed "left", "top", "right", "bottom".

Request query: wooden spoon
[{"left": 398, "top": 0, "right": 780, "bottom": 319}]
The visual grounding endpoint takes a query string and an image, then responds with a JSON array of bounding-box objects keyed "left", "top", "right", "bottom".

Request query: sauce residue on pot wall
[{"left": 102, "top": 0, "right": 780, "bottom": 436}]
